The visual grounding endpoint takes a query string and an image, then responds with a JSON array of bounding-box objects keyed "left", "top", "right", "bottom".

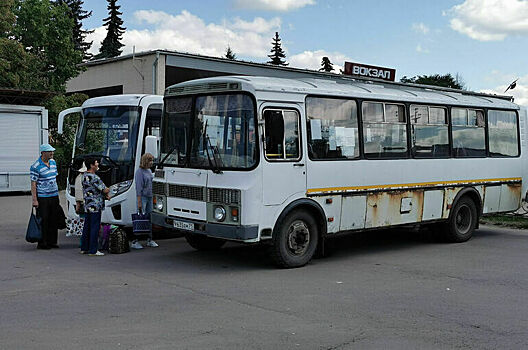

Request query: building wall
[{"left": 67, "top": 53, "right": 158, "bottom": 95}]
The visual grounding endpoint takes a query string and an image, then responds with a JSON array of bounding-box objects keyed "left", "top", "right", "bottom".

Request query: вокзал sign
[{"left": 343, "top": 61, "right": 396, "bottom": 82}]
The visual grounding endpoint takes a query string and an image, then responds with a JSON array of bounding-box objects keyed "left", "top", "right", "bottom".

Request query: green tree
[
  {"left": 58, "top": 0, "right": 94, "bottom": 60},
  {"left": 225, "top": 45, "right": 236, "bottom": 60},
  {"left": 14, "top": 0, "right": 82, "bottom": 92},
  {"left": 400, "top": 73, "right": 465, "bottom": 90},
  {"left": 0, "top": 0, "right": 16, "bottom": 36},
  {"left": 0, "top": 0, "right": 48, "bottom": 90},
  {"left": 96, "top": 0, "right": 125, "bottom": 59},
  {"left": 319, "top": 56, "right": 333, "bottom": 72},
  {"left": 267, "top": 32, "right": 288, "bottom": 66}
]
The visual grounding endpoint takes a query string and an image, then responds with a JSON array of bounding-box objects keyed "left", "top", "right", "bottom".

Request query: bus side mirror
[
  {"left": 58, "top": 107, "right": 82, "bottom": 134},
  {"left": 145, "top": 135, "right": 158, "bottom": 159}
]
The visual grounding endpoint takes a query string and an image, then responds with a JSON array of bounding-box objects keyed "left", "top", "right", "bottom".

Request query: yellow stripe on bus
[{"left": 307, "top": 177, "right": 522, "bottom": 195}]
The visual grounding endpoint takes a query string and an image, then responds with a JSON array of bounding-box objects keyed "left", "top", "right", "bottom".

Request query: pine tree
[
  {"left": 58, "top": 0, "right": 94, "bottom": 61},
  {"left": 319, "top": 56, "right": 333, "bottom": 72},
  {"left": 267, "top": 32, "right": 288, "bottom": 66},
  {"left": 95, "top": 0, "right": 125, "bottom": 59},
  {"left": 225, "top": 46, "right": 236, "bottom": 60}
]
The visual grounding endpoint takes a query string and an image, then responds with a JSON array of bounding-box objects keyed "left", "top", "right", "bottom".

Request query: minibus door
[{"left": 261, "top": 106, "right": 306, "bottom": 205}]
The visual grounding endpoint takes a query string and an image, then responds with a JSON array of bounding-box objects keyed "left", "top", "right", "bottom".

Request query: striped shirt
[{"left": 30, "top": 157, "right": 59, "bottom": 197}]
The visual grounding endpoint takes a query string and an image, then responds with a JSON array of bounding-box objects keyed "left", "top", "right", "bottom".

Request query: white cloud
[
  {"left": 233, "top": 0, "right": 315, "bottom": 12},
  {"left": 415, "top": 44, "right": 429, "bottom": 54},
  {"left": 412, "top": 23, "right": 429, "bottom": 34},
  {"left": 87, "top": 10, "right": 281, "bottom": 59},
  {"left": 481, "top": 76, "right": 528, "bottom": 106},
  {"left": 448, "top": 0, "right": 528, "bottom": 41},
  {"left": 289, "top": 50, "right": 352, "bottom": 72}
]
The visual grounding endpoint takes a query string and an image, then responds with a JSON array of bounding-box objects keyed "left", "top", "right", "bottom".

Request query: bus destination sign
[{"left": 343, "top": 61, "right": 396, "bottom": 82}]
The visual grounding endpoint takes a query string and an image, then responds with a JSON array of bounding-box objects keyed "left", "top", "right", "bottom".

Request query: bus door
[{"left": 261, "top": 105, "right": 306, "bottom": 205}]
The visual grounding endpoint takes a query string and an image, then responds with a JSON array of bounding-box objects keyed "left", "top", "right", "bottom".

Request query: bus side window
[
  {"left": 142, "top": 104, "right": 162, "bottom": 154},
  {"left": 452, "top": 107, "right": 486, "bottom": 157},
  {"left": 410, "top": 105, "right": 449, "bottom": 158},
  {"left": 264, "top": 109, "right": 300, "bottom": 161}
]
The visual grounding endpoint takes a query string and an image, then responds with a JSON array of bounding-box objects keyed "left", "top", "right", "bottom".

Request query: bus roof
[
  {"left": 81, "top": 94, "right": 163, "bottom": 108},
  {"left": 166, "top": 76, "right": 519, "bottom": 110}
]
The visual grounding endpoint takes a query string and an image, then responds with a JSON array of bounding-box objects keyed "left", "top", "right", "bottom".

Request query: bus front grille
[
  {"left": 208, "top": 188, "right": 241, "bottom": 205},
  {"left": 152, "top": 181, "right": 167, "bottom": 196},
  {"left": 169, "top": 184, "right": 204, "bottom": 201}
]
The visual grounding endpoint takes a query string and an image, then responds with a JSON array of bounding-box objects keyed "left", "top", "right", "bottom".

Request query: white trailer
[{"left": 0, "top": 104, "right": 48, "bottom": 192}]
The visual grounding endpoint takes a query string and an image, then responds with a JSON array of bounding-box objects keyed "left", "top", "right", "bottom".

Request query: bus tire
[
  {"left": 445, "top": 196, "right": 478, "bottom": 243},
  {"left": 271, "top": 210, "right": 318, "bottom": 268},
  {"left": 185, "top": 233, "right": 226, "bottom": 251}
]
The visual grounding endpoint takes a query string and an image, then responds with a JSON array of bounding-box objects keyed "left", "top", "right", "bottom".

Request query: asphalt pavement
[{"left": 1, "top": 192, "right": 528, "bottom": 350}]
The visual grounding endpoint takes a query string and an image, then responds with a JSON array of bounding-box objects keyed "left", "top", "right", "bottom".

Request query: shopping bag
[
  {"left": 131, "top": 212, "right": 151, "bottom": 235},
  {"left": 26, "top": 208, "right": 42, "bottom": 243}
]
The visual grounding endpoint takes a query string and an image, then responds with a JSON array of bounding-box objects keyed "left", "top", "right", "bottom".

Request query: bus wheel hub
[{"left": 287, "top": 220, "right": 310, "bottom": 256}]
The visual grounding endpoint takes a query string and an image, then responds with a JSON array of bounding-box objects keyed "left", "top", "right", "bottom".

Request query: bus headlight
[
  {"left": 155, "top": 197, "right": 164, "bottom": 211},
  {"left": 214, "top": 206, "right": 226, "bottom": 222},
  {"left": 109, "top": 180, "right": 132, "bottom": 197}
]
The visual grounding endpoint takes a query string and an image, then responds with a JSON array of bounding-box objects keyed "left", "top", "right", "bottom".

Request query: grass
[{"left": 480, "top": 214, "right": 528, "bottom": 229}]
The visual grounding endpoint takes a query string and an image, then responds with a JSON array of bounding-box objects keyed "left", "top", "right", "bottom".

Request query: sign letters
[{"left": 343, "top": 62, "right": 396, "bottom": 82}]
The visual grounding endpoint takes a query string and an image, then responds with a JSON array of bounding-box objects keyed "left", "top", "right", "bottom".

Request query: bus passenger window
[
  {"left": 452, "top": 107, "right": 486, "bottom": 157},
  {"left": 306, "top": 97, "right": 359, "bottom": 160},
  {"left": 264, "top": 109, "right": 300, "bottom": 161},
  {"left": 362, "top": 101, "right": 407, "bottom": 159},
  {"left": 488, "top": 110, "right": 519, "bottom": 157},
  {"left": 410, "top": 105, "right": 449, "bottom": 158}
]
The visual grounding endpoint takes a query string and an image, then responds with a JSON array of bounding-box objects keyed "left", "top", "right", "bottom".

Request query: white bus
[
  {"left": 149, "top": 76, "right": 527, "bottom": 268},
  {"left": 58, "top": 94, "right": 163, "bottom": 228}
]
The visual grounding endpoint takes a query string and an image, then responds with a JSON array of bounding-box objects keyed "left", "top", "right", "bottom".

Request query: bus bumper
[{"left": 151, "top": 212, "right": 259, "bottom": 241}]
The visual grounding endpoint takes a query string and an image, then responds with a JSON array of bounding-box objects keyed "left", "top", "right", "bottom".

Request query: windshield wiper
[
  {"left": 157, "top": 146, "right": 180, "bottom": 169},
  {"left": 203, "top": 120, "right": 222, "bottom": 174}
]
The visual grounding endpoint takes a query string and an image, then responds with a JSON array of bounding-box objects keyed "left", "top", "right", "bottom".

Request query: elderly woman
[{"left": 130, "top": 153, "right": 158, "bottom": 249}]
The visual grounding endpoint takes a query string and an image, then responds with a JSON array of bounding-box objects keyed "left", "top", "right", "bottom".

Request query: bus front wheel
[
  {"left": 185, "top": 234, "right": 226, "bottom": 251},
  {"left": 445, "top": 196, "right": 478, "bottom": 243},
  {"left": 271, "top": 210, "right": 318, "bottom": 268}
]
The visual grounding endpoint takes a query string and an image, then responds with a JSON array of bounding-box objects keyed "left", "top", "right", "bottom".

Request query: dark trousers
[
  {"left": 37, "top": 196, "right": 59, "bottom": 247},
  {"left": 81, "top": 212, "right": 101, "bottom": 254}
]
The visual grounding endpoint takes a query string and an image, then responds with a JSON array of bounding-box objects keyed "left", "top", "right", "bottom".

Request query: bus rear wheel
[
  {"left": 445, "top": 196, "right": 478, "bottom": 243},
  {"left": 185, "top": 233, "right": 226, "bottom": 251},
  {"left": 271, "top": 210, "right": 318, "bottom": 268}
]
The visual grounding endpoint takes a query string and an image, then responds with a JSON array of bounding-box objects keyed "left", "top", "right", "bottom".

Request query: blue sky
[{"left": 81, "top": 0, "right": 528, "bottom": 104}]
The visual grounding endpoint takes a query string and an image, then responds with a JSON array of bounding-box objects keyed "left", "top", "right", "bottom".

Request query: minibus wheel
[
  {"left": 185, "top": 233, "right": 226, "bottom": 251},
  {"left": 271, "top": 210, "right": 318, "bottom": 268},
  {"left": 445, "top": 196, "right": 477, "bottom": 243}
]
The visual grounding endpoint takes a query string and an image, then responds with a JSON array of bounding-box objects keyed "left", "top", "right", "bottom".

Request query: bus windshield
[
  {"left": 161, "top": 94, "right": 257, "bottom": 170},
  {"left": 75, "top": 106, "right": 141, "bottom": 163},
  {"left": 73, "top": 105, "right": 141, "bottom": 185}
]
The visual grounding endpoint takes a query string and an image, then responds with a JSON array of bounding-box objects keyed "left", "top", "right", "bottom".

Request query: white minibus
[
  {"left": 150, "top": 76, "right": 527, "bottom": 268},
  {"left": 59, "top": 94, "right": 163, "bottom": 228}
]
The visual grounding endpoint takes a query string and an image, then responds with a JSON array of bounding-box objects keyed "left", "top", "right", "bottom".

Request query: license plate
[{"left": 173, "top": 219, "right": 194, "bottom": 231}]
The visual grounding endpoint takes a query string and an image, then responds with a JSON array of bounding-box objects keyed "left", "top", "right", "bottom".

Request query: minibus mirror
[
  {"left": 145, "top": 135, "right": 158, "bottom": 159},
  {"left": 58, "top": 107, "right": 82, "bottom": 134}
]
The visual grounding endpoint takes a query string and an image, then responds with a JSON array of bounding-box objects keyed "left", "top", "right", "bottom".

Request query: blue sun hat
[{"left": 39, "top": 143, "right": 56, "bottom": 152}]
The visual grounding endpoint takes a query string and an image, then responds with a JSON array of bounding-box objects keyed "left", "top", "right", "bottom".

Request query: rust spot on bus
[{"left": 365, "top": 190, "right": 424, "bottom": 228}]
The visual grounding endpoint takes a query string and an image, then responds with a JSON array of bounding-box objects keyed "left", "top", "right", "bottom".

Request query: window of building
[
  {"left": 488, "top": 110, "right": 519, "bottom": 157},
  {"left": 451, "top": 108, "right": 486, "bottom": 157},
  {"left": 362, "top": 101, "right": 407, "bottom": 158},
  {"left": 306, "top": 97, "right": 359, "bottom": 160},
  {"left": 410, "top": 105, "right": 449, "bottom": 158}
]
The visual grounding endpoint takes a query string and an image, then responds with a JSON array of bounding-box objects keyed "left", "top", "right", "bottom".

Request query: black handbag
[
  {"left": 26, "top": 208, "right": 42, "bottom": 243},
  {"left": 57, "top": 202, "right": 67, "bottom": 230}
]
